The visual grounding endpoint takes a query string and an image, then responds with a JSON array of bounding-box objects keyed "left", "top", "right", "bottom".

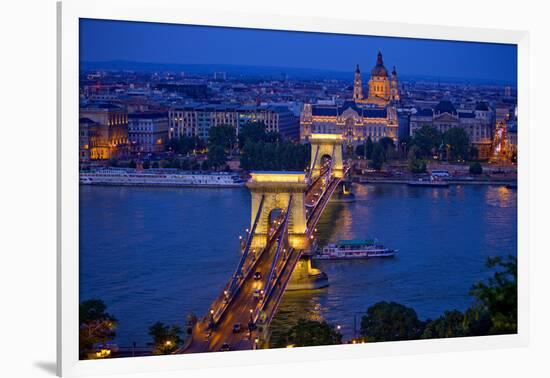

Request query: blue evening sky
[{"left": 80, "top": 19, "right": 517, "bottom": 85}]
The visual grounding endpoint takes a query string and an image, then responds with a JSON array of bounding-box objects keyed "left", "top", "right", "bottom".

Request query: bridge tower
[
  {"left": 246, "top": 172, "right": 309, "bottom": 251},
  {"left": 309, "top": 134, "right": 344, "bottom": 179}
]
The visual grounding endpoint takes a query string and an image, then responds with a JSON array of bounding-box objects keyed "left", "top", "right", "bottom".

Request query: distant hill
[{"left": 80, "top": 60, "right": 516, "bottom": 86}]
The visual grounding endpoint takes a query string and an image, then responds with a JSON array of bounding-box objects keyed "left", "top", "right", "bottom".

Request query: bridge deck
[{"left": 180, "top": 164, "right": 348, "bottom": 353}]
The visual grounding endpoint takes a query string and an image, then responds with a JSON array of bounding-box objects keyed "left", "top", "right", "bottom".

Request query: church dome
[{"left": 371, "top": 51, "right": 388, "bottom": 77}]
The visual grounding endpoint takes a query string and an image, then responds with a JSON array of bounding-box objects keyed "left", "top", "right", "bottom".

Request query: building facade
[
  {"left": 79, "top": 117, "right": 95, "bottom": 167},
  {"left": 300, "top": 101, "right": 398, "bottom": 145},
  {"left": 168, "top": 104, "right": 300, "bottom": 141},
  {"left": 409, "top": 100, "right": 494, "bottom": 159},
  {"left": 128, "top": 111, "right": 169, "bottom": 154},
  {"left": 352, "top": 51, "right": 400, "bottom": 106},
  {"left": 80, "top": 103, "right": 129, "bottom": 160},
  {"left": 300, "top": 51, "right": 400, "bottom": 146}
]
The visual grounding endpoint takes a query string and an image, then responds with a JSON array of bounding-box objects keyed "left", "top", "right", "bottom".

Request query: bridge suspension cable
[
  {"left": 307, "top": 145, "right": 320, "bottom": 180},
  {"left": 262, "top": 195, "right": 293, "bottom": 303},
  {"left": 214, "top": 195, "right": 266, "bottom": 324}
]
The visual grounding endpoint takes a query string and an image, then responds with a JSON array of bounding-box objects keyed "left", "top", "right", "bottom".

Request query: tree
[
  {"left": 412, "top": 125, "right": 442, "bottom": 158},
  {"left": 79, "top": 299, "right": 117, "bottom": 358},
  {"left": 469, "top": 162, "right": 483, "bottom": 175},
  {"left": 379, "top": 136, "right": 395, "bottom": 159},
  {"left": 360, "top": 301, "right": 424, "bottom": 342},
  {"left": 443, "top": 127, "right": 470, "bottom": 161},
  {"left": 238, "top": 121, "right": 267, "bottom": 148},
  {"left": 208, "top": 124, "right": 236, "bottom": 152},
  {"left": 207, "top": 144, "right": 227, "bottom": 170},
  {"left": 422, "top": 310, "right": 469, "bottom": 339},
  {"left": 355, "top": 143, "right": 365, "bottom": 158},
  {"left": 240, "top": 140, "right": 310, "bottom": 171},
  {"left": 468, "top": 145, "right": 479, "bottom": 161},
  {"left": 271, "top": 319, "right": 342, "bottom": 348},
  {"left": 399, "top": 135, "right": 413, "bottom": 160},
  {"left": 409, "top": 158, "right": 427, "bottom": 174},
  {"left": 365, "top": 136, "right": 374, "bottom": 159},
  {"left": 470, "top": 255, "right": 517, "bottom": 335},
  {"left": 148, "top": 322, "right": 183, "bottom": 355},
  {"left": 370, "top": 143, "right": 385, "bottom": 170}
]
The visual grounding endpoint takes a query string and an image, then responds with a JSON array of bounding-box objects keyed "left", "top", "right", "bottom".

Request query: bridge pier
[
  {"left": 310, "top": 134, "right": 344, "bottom": 179},
  {"left": 287, "top": 256, "right": 328, "bottom": 290},
  {"left": 330, "top": 178, "right": 356, "bottom": 203},
  {"left": 246, "top": 172, "right": 309, "bottom": 251}
]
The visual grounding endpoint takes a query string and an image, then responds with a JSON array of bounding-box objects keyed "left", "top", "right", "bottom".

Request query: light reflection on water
[
  {"left": 271, "top": 184, "right": 517, "bottom": 340},
  {"left": 80, "top": 183, "right": 517, "bottom": 346}
]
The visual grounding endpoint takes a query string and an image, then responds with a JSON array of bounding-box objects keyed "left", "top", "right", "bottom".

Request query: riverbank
[{"left": 353, "top": 176, "right": 517, "bottom": 186}]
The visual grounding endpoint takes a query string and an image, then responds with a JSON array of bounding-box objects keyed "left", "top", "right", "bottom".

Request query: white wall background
[{"left": 1, "top": 0, "right": 548, "bottom": 377}]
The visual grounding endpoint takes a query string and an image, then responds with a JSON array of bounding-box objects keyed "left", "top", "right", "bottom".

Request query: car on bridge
[
  {"left": 232, "top": 323, "right": 242, "bottom": 333},
  {"left": 254, "top": 271, "right": 262, "bottom": 280},
  {"left": 219, "top": 343, "right": 231, "bottom": 352}
]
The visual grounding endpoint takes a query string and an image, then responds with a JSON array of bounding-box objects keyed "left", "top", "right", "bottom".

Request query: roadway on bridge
[{"left": 181, "top": 165, "right": 341, "bottom": 353}]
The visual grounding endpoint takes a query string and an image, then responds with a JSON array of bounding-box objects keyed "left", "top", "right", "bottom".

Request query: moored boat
[
  {"left": 79, "top": 168, "right": 245, "bottom": 187},
  {"left": 407, "top": 176, "right": 449, "bottom": 187},
  {"left": 313, "top": 239, "right": 397, "bottom": 260}
]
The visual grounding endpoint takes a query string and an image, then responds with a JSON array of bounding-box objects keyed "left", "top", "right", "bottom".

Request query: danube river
[{"left": 80, "top": 183, "right": 517, "bottom": 346}]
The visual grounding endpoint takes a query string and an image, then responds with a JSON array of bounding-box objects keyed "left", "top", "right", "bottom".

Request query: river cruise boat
[
  {"left": 79, "top": 168, "right": 246, "bottom": 187},
  {"left": 314, "top": 239, "right": 397, "bottom": 260},
  {"left": 407, "top": 176, "right": 450, "bottom": 187}
]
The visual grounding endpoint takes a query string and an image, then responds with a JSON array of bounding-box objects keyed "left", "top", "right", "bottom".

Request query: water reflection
[
  {"left": 272, "top": 183, "right": 517, "bottom": 340},
  {"left": 80, "top": 183, "right": 517, "bottom": 345}
]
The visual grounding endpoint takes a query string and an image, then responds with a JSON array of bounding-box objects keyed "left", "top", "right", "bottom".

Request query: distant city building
[
  {"left": 80, "top": 103, "right": 129, "bottom": 160},
  {"left": 491, "top": 104, "right": 514, "bottom": 162},
  {"left": 128, "top": 111, "right": 169, "bottom": 154},
  {"left": 409, "top": 100, "right": 494, "bottom": 159},
  {"left": 79, "top": 117, "right": 95, "bottom": 167},
  {"left": 506, "top": 120, "right": 518, "bottom": 157},
  {"left": 300, "top": 51, "right": 400, "bottom": 146},
  {"left": 154, "top": 83, "right": 208, "bottom": 100},
  {"left": 214, "top": 72, "right": 227, "bottom": 80},
  {"left": 353, "top": 51, "right": 400, "bottom": 106},
  {"left": 300, "top": 101, "right": 398, "bottom": 145},
  {"left": 168, "top": 104, "right": 300, "bottom": 141},
  {"left": 504, "top": 86, "right": 512, "bottom": 97}
]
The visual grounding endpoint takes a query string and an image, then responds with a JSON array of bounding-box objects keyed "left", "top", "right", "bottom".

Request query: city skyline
[{"left": 80, "top": 19, "right": 518, "bottom": 85}]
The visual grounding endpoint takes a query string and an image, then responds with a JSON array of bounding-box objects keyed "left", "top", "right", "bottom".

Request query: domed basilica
[{"left": 300, "top": 51, "right": 400, "bottom": 146}]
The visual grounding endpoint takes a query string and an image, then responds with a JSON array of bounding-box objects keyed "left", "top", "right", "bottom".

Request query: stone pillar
[
  {"left": 287, "top": 257, "right": 329, "bottom": 291},
  {"left": 246, "top": 172, "right": 308, "bottom": 250},
  {"left": 309, "top": 134, "right": 344, "bottom": 179}
]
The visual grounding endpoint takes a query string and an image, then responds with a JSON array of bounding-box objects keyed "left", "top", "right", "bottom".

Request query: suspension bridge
[{"left": 179, "top": 134, "right": 348, "bottom": 353}]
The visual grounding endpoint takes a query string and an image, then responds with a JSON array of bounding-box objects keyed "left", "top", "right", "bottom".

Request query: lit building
[
  {"left": 350, "top": 51, "right": 400, "bottom": 106},
  {"left": 409, "top": 100, "right": 494, "bottom": 159},
  {"left": 79, "top": 117, "right": 95, "bottom": 167},
  {"left": 168, "top": 104, "right": 300, "bottom": 141},
  {"left": 300, "top": 101, "right": 398, "bottom": 145},
  {"left": 128, "top": 112, "right": 169, "bottom": 154},
  {"left": 80, "top": 103, "right": 129, "bottom": 160},
  {"left": 300, "top": 51, "right": 400, "bottom": 146}
]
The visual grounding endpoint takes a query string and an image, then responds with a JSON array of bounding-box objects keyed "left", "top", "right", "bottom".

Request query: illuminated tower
[
  {"left": 491, "top": 105, "right": 511, "bottom": 163},
  {"left": 366, "top": 51, "right": 391, "bottom": 106},
  {"left": 390, "top": 66, "right": 400, "bottom": 102},
  {"left": 353, "top": 64, "right": 364, "bottom": 102}
]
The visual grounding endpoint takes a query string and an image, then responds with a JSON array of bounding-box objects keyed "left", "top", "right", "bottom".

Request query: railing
[
  {"left": 263, "top": 196, "right": 293, "bottom": 299},
  {"left": 185, "top": 161, "right": 351, "bottom": 352}
]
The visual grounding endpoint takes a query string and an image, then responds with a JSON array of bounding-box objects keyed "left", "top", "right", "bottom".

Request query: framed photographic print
[{"left": 57, "top": 1, "right": 529, "bottom": 376}]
